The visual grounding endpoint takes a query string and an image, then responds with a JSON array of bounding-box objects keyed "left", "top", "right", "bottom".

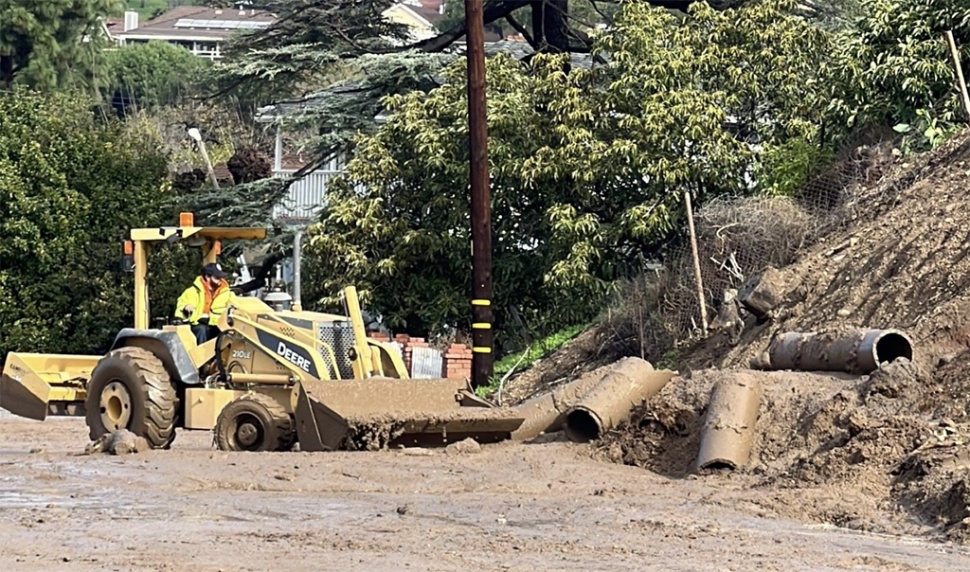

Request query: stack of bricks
[
  {"left": 366, "top": 332, "right": 473, "bottom": 379},
  {"left": 442, "top": 343, "right": 473, "bottom": 380},
  {"left": 365, "top": 332, "right": 427, "bottom": 376}
]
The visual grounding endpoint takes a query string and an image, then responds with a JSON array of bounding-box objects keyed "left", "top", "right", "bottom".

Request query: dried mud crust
[
  {"left": 7, "top": 417, "right": 970, "bottom": 571},
  {"left": 84, "top": 347, "right": 179, "bottom": 449},
  {"left": 598, "top": 361, "right": 970, "bottom": 542}
]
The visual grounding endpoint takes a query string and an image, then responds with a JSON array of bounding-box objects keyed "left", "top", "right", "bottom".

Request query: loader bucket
[
  {"left": 294, "top": 377, "right": 525, "bottom": 451},
  {"left": 0, "top": 353, "right": 97, "bottom": 421}
]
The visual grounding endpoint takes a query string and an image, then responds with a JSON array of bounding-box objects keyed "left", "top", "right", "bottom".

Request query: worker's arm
[
  {"left": 209, "top": 287, "right": 234, "bottom": 321},
  {"left": 174, "top": 287, "right": 198, "bottom": 321}
]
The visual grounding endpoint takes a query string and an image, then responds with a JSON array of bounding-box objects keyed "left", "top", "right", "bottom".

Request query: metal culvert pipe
[
  {"left": 509, "top": 361, "right": 625, "bottom": 442},
  {"left": 562, "top": 357, "right": 675, "bottom": 443},
  {"left": 755, "top": 329, "right": 913, "bottom": 375},
  {"left": 695, "top": 374, "right": 762, "bottom": 471}
]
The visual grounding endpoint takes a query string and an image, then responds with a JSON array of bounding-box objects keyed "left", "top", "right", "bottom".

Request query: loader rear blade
[
  {"left": 0, "top": 353, "right": 96, "bottom": 420},
  {"left": 295, "top": 377, "right": 525, "bottom": 452}
]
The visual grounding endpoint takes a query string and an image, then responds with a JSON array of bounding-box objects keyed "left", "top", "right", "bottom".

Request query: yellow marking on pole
[
  {"left": 472, "top": 323, "right": 491, "bottom": 329},
  {"left": 471, "top": 299, "right": 491, "bottom": 306},
  {"left": 472, "top": 347, "right": 492, "bottom": 354}
]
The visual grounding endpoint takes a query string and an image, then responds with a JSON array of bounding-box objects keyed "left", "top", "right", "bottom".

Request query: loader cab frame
[{"left": 121, "top": 212, "right": 268, "bottom": 331}]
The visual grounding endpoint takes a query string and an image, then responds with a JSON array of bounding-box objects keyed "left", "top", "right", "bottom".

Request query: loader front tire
[
  {"left": 85, "top": 347, "right": 179, "bottom": 449},
  {"left": 215, "top": 394, "right": 294, "bottom": 452}
]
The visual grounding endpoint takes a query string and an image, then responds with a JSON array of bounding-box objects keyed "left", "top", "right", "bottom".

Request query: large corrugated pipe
[
  {"left": 510, "top": 362, "right": 623, "bottom": 442},
  {"left": 753, "top": 329, "right": 913, "bottom": 375},
  {"left": 562, "top": 357, "right": 675, "bottom": 443}
]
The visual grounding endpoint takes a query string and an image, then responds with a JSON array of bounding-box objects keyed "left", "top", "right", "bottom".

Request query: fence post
[
  {"left": 684, "top": 190, "right": 708, "bottom": 334},
  {"left": 945, "top": 31, "right": 970, "bottom": 123}
]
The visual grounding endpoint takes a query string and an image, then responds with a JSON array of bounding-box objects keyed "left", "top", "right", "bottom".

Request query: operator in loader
[{"left": 175, "top": 263, "right": 234, "bottom": 344}]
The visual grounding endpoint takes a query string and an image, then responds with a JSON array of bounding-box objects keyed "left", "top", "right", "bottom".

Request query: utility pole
[{"left": 465, "top": 0, "right": 493, "bottom": 388}]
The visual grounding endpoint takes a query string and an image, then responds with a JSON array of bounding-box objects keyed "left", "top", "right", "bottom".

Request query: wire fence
[{"left": 603, "top": 133, "right": 899, "bottom": 362}]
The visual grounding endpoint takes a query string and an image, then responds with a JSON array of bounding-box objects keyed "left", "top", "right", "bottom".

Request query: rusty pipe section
[
  {"left": 753, "top": 329, "right": 913, "bottom": 375},
  {"left": 509, "top": 361, "right": 623, "bottom": 442},
  {"left": 695, "top": 373, "right": 762, "bottom": 471},
  {"left": 563, "top": 357, "right": 675, "bottom": 443}
]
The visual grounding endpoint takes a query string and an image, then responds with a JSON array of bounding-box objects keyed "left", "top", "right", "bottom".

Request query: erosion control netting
[{"left": 596, "top": 133, "right": 907, "bottom": 372}]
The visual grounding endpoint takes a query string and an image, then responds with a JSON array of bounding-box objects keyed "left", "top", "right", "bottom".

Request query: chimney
[{"left": 123, "top": 10, "right": 138, "bottom": 32}]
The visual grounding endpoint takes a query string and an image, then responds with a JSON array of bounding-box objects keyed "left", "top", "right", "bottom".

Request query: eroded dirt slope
[{"left": 504, "top": 130, "right": 970, "bottom": 546}]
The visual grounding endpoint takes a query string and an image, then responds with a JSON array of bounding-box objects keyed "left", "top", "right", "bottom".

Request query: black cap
[{"left": 202, "top": 263, "right": 227, "bottom": 279}]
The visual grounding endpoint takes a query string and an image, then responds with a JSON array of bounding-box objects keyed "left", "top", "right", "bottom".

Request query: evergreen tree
[{"left": 0, "top": 0, "right": 120, "bottom": 90}]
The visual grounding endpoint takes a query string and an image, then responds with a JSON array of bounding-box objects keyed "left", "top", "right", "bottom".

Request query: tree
[
  {"left": 214, "top": 0, "right": 757, "bottom": 164},
  {"left": 441, "top": 0, "right": 621, "bottom": 36},
  {"left": 827, "top": 0, "right": 970, "bottom": 150},
  {"left": 0, "top": 88, "right": 176, "bottom": 357},
  {"left": 302, "top": 0, "right": 838, "bottom": 343},
  {"left": 0, "top": 0, "right": 121, "bottom": 90},
  {"left": 102, "top": 40, "right": 211, "bottom": 112}
]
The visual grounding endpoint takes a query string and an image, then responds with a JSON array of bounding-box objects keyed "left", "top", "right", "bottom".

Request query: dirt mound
[
  {"left": 689, "top": 131, "right": 970, "bottom": 373},
  {"left": 501, "top": 131, "right": 970, "bottom": 543},
  {"left": 498, "top": 328, "right": 620, "bottom": 404},
  {"left": 598, "top": 359, "right": 970, "bottom": 541}
]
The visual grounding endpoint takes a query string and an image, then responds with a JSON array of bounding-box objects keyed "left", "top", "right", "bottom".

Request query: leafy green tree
[
  {"left": 303, "top": 0, "right": 838, "bottom": 342},
  {"left": 216, "top": 0, "right": 757, "bottom": 163},
  {"left": 103, "top": 41, "right": 210, "bottom": 111},
  {"left": 828, "top": 0, "right": 970, "bottom": 150},
  {"left": 0, "top": 0, "right": 121, "bottom": 90},
  {"left": 0, "top": 89, "right": 173, "bottom": 357}
]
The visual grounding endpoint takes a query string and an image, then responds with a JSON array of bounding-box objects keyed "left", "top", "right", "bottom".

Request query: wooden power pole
[{"left": 465, "top": 0, "right": 493, "bottom": 388}]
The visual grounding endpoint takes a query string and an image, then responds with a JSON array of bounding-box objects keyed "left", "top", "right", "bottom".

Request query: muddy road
[{"left": 1, "top": 414, "right": 968, "bottom": 571}]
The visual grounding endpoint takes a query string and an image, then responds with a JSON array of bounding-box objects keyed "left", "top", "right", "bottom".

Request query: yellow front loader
[{"left": 0, "top": 213, "right": 523, "bottom": 451}]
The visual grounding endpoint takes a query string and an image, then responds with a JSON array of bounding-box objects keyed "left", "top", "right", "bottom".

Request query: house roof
[
  {"left": 116, "top": 6, "right": 276, "bottom": 41},
  {"left": 407, "top": 0, "right": 444, "bottom": 26}
]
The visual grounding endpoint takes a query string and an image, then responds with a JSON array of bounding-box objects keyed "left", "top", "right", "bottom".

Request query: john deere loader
[{"left": 0, "top": 213, "right": 523, "bottom": 451}]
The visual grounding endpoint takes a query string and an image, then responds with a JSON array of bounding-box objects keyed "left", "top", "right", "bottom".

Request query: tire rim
[
  {"left": 233, "top": 412, "right": 265, "bottom": 450},
  {"left": 100, "top": 381, "right": 132, "bottom": 431}
]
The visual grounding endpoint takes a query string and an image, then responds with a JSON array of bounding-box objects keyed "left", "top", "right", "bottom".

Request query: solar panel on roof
[{"left": 173, "top": 17, "right": 270, "bottom": 30}]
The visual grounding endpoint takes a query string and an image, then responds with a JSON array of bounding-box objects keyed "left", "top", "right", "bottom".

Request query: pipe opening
[
  {"left": 699, "top": 459, "right": 738, "bottom": 471},
  {"left": 875, "top": 332, "right": 913, "bottom": 364},
  {"left": 564, "top": 409, "right": 600, "bottom": 443}
]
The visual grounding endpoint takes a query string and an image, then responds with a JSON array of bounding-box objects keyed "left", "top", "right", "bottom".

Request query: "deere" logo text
[{"left": 277, "top": 341, "right": 311, "bottom": 373}]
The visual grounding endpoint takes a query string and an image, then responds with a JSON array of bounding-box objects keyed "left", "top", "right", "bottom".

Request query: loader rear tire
[
  {"left": 85, "top": 347, "right": 179, "bottom": 450},
  {"left": 215, "top": 394, "right": 294, "bottom": 452}
]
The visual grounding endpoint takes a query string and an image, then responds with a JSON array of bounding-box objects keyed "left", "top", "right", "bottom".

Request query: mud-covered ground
[{"left": 2, "top": 413, "right": 970, "bottom": 571}]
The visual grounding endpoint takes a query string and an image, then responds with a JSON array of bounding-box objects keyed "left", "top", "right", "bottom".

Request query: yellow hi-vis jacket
[{"left": 174, "top": 276, "right": 233, "bottom": 325}]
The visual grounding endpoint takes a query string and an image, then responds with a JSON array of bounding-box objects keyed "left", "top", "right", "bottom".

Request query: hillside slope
[
  {"left": 694, "top": 131, "right": 970, "bottom": 373},
  {"left": 505, "top": 129, "right": 970, "bottom": 543}
]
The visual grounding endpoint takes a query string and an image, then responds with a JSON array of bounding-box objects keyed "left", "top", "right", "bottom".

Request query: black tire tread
[
  {"left": 215, "top": 393, "right": 294, "bottom": 452},
  {"left": 85, "top": 347, "right": 179, "bottom": 449}
]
